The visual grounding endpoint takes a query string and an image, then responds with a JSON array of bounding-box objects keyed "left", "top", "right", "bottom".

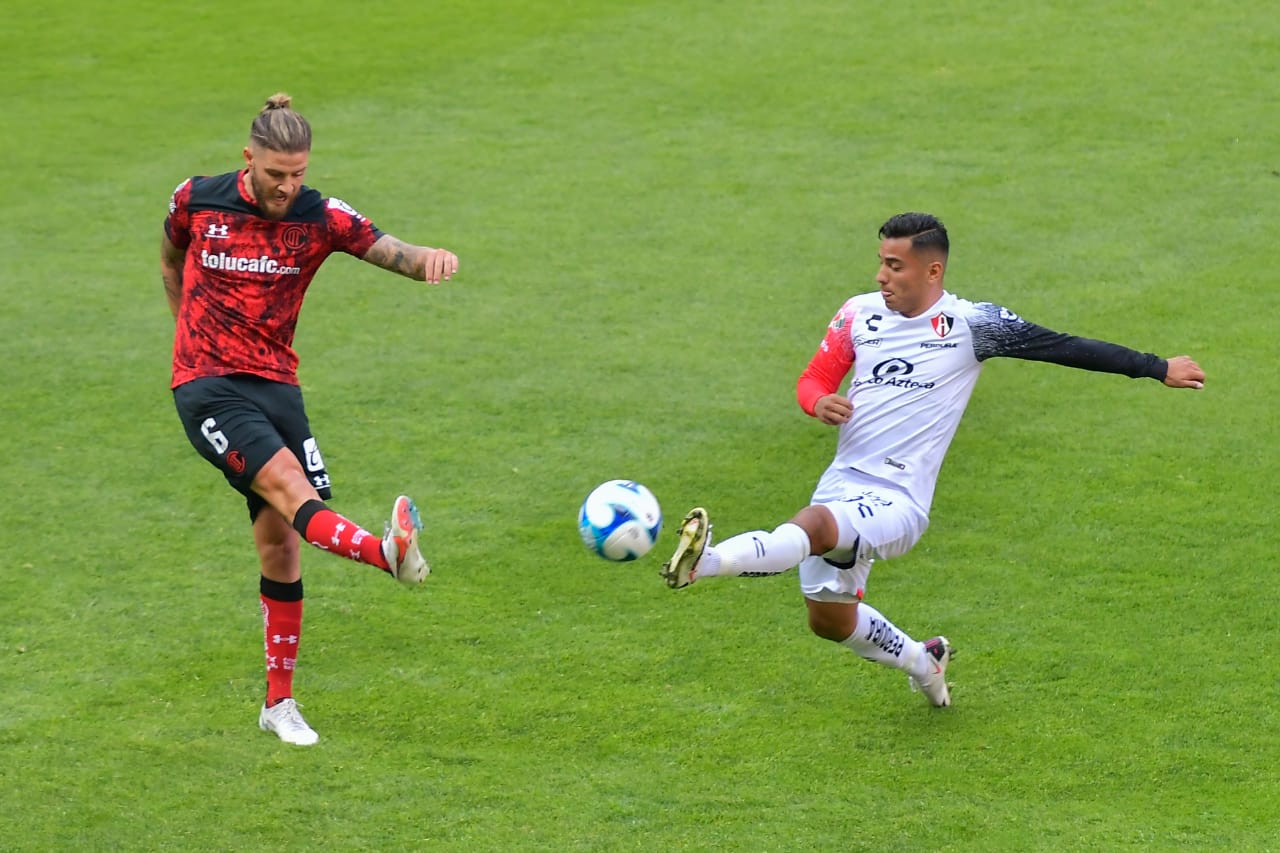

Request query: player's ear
[{"left": 242, "top": 146, "right": 254, "bottom": 167}]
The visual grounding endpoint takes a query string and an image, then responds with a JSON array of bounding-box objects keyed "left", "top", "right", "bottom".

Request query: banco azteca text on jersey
[{"left": 798, "top": 292, "right": 1166, "bottom": 511}]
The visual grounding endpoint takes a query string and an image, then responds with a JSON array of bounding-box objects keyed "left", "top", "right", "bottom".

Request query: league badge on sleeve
[
  {"left": 326, "top": 197, "right": 368, "bottom": 222},
  {"left": 169, "top": 178, "right": 190, "bottom": 214}
]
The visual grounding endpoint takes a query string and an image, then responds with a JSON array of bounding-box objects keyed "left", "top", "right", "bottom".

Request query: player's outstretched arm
[
  {"left": 1162, "top": 355, "right": 1206, "bottom": 389},
  {"left": 161, "top": 235, "right": 187, "bottom": 319},
  {"left": 362, "top": 234, "right": 459, "bottom": 284}
]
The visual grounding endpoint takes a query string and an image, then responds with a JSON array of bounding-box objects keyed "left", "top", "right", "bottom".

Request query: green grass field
[{"left": 2, "top": 1, "right": 1277, "bottom": 849}]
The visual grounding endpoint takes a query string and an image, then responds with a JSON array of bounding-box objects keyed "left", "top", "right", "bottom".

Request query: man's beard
[{"left": 249, "top": 170, "right": 293, "bottom": 220}]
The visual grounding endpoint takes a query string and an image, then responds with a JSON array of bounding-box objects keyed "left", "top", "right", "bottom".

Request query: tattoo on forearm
[{"left": 367, "top": 236, "right": 422, "bottom": 280}]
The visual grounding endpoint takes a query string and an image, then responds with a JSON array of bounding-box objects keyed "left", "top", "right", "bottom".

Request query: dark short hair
[{"left": 879, "top": 212, "right": 949, "bottom": 257}]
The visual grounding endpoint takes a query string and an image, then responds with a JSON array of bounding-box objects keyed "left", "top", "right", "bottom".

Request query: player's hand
[
  {"left": 423, "top": 248, "right": 459, "bottom": 284},
  {"left": 1163, "top": 355, "right": 1205, "bottom": 389},
  {"left": 814, "top": 393, "right": 853, "bottom": 425}
]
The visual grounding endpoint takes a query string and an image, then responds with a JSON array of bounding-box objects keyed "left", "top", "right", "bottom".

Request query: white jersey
[{"left": 802, "top": 290, "right": 1166, "bottom": 513}]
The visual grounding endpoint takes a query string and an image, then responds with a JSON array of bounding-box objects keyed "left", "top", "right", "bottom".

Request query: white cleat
[
  {"left": 258, "top": 698, "right": 320, "bottom": 746},
  {"left": 660, "top": 507, "right": 710, "bottom": 589},
  {"left": 908, "top": 636, "right": 954, "bottom": 707},
  {"left": 382, "top": 495, "right": 429, "bottom": 585}
]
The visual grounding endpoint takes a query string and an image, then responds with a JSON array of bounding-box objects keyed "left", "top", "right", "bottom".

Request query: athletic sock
[
  {"left": 292, "top": 499, "right": 389, "bottom": 571},
  {"left": 261, "top": 577, "right": 303, "bottom": 707},
  {"left": 697, "top": 522, "right": 810, "bottom": 578},
  {"left": 839, "top": 602, "right": 929, "bottom": 676}
]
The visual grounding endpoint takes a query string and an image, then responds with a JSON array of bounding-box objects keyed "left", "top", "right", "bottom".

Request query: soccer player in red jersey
[{"left": 162, "top": 93, "right": 460, "bottom": 745}]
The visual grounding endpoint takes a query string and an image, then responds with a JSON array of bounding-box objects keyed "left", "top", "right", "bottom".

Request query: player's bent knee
[
  {"left": 791, "top": 505, "right": 841, "bottom": 555},
  {"left": 805, "top": 599, "right": 858, "bottom": 642},
  {"left": 252, "top": 449, "right": 321, "bottom": 519}
]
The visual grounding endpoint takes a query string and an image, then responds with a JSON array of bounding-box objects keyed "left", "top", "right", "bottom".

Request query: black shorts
[{"left": 173, "top": 374, "right": 333, "bottom": 519}]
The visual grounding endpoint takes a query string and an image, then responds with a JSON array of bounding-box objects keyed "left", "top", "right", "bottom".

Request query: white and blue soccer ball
[{"left": 578, "top": 480, "right": 663, "bottom": 562}]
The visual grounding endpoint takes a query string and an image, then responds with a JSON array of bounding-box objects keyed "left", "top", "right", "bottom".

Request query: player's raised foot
[
  {"left": 381, "top": 495, "right": 429, "bottom": 585},
  {"left": 908, "top": 636, "right": 954, "bottom": 707},
  {"left": 258, "top": 698, "right": 319, "bottom": 746},
  {"left": 660, "top": 507, "right": 710, "bottom": 589}
]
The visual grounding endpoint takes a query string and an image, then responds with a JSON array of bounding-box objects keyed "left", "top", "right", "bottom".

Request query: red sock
[
  {"left": 260, "top": 578, "right": 303, "bottom": 707},
  {"left": 292, "top": 500, "right": 389, "bottom": 570}
]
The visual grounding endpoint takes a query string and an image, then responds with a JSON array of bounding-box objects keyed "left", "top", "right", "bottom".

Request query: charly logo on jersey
[
  {"left": 852, "top": 357, "right": 936, "bottom": 390},
  {"left": 999, "top": 307, "right": 1021, "bottom": 322},
  {"left": 930, "top": 312, "right": 954, "bottom": 337},
  {"left": 853, "top": 313, "right": 884, "bottom": 345},
  {"left": 200, "top": 250, "right": 301, "bottom": 275}
]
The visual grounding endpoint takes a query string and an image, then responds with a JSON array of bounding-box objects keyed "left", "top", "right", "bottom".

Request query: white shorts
[{"left": 798, "top": 467, "right": 930, "bottom": 603}]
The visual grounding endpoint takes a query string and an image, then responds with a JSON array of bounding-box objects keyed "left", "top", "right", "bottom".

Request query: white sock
[
  {"left": 840, "top": 602, "right": 928, "bottom": 677},
  {"left": 696, "top": 523, "right": 810, "bottom": 578}
]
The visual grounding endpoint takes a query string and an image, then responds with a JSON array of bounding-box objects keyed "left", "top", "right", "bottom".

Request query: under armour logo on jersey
[{"left": 205, "top": 223, "right": 230, "bottom": 239}]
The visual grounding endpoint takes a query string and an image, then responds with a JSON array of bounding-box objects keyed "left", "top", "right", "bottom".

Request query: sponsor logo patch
[
  {"left": 200, "top": 250, "right": 300, "bottom": 275},
  {"left": 852, "top": 357, "right": 936, "bottom": 390}
]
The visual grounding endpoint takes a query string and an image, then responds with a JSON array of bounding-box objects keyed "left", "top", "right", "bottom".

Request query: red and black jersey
[{"left": 164, "top": 170, "right": 384, "bottom": 388}]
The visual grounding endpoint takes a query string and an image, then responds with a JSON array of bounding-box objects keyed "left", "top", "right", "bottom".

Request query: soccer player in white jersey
[{"left": 660, "top": 212, "right": 1206, "bottom": 707}]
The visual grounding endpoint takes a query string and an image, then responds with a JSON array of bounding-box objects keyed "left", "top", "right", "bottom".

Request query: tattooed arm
[
  {"left": 161, "top": 234, "right": 187, "bottom": 319},
  {"left": 362, "top": 235, "right": 459, "bottom": 284}
]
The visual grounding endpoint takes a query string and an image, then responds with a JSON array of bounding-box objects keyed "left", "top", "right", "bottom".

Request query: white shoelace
[{"left": 271, "top": 700, "right": 313, "bottom": 733}]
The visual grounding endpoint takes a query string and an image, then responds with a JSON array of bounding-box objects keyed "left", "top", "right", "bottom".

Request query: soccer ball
[{"left": 578, "top": 480, "right": 663, "bottom": 562}]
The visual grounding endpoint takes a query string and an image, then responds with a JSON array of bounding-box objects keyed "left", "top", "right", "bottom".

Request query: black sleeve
[{"left": 969, "top": 302, "right": 1167, "bottom": 381}]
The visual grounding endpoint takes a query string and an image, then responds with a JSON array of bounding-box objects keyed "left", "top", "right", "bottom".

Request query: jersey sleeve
[
  {"left": 968, "top": 301, "right": 1168, "bottom": 380},
  {"left": 163, "top": 178, "right": 193, "bottom": 249},
  {"left": 796, "top": 301, "right": 857, "bottom": 416},
  {"left": 323, "top": 197, "right": 386, "bottom": 257}
]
